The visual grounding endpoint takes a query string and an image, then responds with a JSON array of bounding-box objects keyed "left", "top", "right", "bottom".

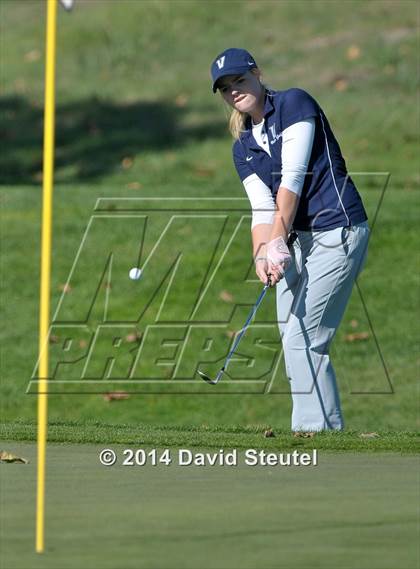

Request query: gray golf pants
[{"left": 276, "top": 221, "right": 370, "bottom": 431}]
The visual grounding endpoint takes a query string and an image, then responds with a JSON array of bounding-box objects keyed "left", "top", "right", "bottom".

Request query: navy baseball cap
[{"left": 211, "top": 48, "right": 258, "bottom": 92}]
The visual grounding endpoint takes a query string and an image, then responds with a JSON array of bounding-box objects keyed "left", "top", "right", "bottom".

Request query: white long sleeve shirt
[{"left": 243, "top": 118, "right": 315, "bottom": 228}]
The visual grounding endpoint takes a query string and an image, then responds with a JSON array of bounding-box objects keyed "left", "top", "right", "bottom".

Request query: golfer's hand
[
  {"left": 266, "top": 236, "right": 292, "bottom": 285},
  {"left": 255, "top": 257, "right": 272, "bottom": 286},
  {"left": 267, "top": 261, "right": 286, "bottom": 285}
]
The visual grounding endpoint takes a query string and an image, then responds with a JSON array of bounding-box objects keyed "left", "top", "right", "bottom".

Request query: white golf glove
[{"left": 266, "top": 236, "right": 292, "bottom": 278}]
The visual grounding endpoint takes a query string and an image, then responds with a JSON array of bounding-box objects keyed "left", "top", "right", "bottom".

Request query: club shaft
[{"left": 223, "top": 284, "right": 269, "bottom": 372}]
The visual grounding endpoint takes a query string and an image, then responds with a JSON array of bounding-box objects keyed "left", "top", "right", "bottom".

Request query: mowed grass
[
  {"left": 1, "top": 442, "right": 419, "bottom": 569},
  {"left": 1, "top": 184, "right": 418, "bottom": 432},
  {"left": 1, "top": 0, "right": 419, "bottom": 432},
  {"left": 1, "top": 420, "right": 419, "bottom": 453}
]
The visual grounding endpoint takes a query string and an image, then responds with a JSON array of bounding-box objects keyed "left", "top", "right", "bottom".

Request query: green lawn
[
  {"left": 1, "top": 421, "right": 418, "bottom": 454},
  {"left": 1, "top": 184, "right": 418, "bottom": 432},
  {"left": 0, "top": 442, "right": 418, "bottom": 569},
  {"left": 1, "top": 0, "right": 418, "bottom": 433}
]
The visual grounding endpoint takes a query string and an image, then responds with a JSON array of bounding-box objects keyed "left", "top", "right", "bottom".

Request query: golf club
[{"left": 198, "top": 277, "right": 271, "bottom": 385}]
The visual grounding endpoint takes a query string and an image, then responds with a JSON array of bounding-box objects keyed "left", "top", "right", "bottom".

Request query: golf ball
[{"left": 129, "top": 267, "right": 142, "bottom": 280}]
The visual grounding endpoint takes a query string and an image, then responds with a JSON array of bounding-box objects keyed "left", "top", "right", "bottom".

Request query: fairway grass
[
  {"left": 0, "top": 420, "right": 418, "bottom": 454},
  {"left": 1, "top": 0, "right": 419, "bottom": 434},
  {"left": 1, "top": 442, "right": 418, "bottom": 569}
]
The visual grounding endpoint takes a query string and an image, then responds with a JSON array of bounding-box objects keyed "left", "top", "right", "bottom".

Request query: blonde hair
[{"left": 229, "top": 109, "right": 248, "bottom": 140}]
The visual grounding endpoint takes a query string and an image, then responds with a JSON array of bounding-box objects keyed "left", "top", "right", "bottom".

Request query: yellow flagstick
[{"left": 36, "top": 0, "right": 58, "bottom": 553}]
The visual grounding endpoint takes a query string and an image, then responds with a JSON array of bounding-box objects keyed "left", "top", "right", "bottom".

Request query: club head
[
  {"left": 198, "top": 368, "right": 227, "bottom": 385},
  {"left": 197, "top": 370, "right": 218, "bottom": 385}
]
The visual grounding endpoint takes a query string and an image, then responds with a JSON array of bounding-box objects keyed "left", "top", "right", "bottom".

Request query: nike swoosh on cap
[{"left": 246, "top": 156, "right": 253, "bottom": 161}]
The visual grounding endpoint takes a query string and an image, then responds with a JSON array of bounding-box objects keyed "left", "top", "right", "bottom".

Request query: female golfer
[{"left": 210, "top": 48, "right": 370, "bottom": 432}]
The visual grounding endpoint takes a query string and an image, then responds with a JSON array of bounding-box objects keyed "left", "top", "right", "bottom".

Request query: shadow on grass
[{"left": 0, "top": 95, "right": 226, "bottom": 184}]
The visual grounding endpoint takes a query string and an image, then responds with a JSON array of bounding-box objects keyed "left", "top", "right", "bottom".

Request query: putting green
[{"left": 1, "top": 443, "right": 418, "bottom": 569}]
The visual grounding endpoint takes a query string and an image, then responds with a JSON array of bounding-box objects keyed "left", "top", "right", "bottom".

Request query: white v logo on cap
[{"left": 216, "top": 56, "right": 226, "bottom": 69}]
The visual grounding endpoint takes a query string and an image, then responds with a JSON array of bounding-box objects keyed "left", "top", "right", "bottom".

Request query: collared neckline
[
  {"left": 263, "top": 88, "right": 276, "bottom": 115},
  {"left": 242, "top": 89, "right": 276, "bottom": 136}
]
